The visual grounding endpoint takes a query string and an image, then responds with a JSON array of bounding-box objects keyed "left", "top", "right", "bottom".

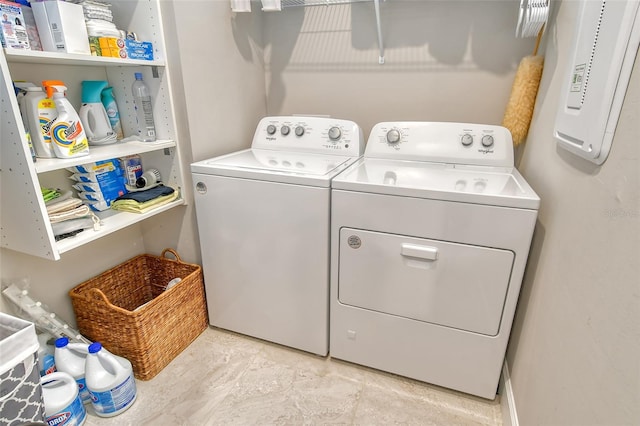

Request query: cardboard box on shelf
[
  {"left": 97, "top": 37, "right": 154, "bottom": 60},
  {"left": 123, "top": 39, "right": 153, "bottom": 61},
  {"left": 32, "top": 0, "right": 90, "bottom": 55}
]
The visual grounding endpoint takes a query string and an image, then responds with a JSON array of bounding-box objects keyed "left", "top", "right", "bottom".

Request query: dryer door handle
[{"left": 400, "top": 243, "right": 439, "bottom": 261}]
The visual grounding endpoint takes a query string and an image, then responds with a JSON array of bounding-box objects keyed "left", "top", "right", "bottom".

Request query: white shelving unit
[{"left": 0, "top": 0, "right": 186, "bottom": 261}]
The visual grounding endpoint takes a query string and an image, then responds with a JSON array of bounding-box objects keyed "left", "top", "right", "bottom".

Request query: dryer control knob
[
  {"left": 481, "top": 135, "right": 494, "bottom": 147},
  {"left": 266, "top": 124, "right": 277, "bottom": 135},
  {"left": 386, "top": 129, "right": 401, "bottom": 144},
  {"left": 328, "top": 126, "right": 342, "bottom": 141},
  {"left": 281, "top": 125, "right": 290, "bottom": 136},
  {"left": 295, "top": 126, "right": 305, "bottom": 137},
  {"left": 461, "top": 133, "right": 473, "bottom": 146}
]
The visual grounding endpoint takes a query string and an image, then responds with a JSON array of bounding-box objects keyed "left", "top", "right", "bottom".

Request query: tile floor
[{"left": 84, "top": 327, "right": 503, "bottom": 425}]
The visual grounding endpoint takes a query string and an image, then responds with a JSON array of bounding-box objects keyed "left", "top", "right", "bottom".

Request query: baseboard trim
[{"left": 500, "top": 361, "right": 519, "bottom": 426}]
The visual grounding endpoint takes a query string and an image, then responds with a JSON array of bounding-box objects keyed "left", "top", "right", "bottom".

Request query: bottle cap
[
  {"left": 88, "top": 342, "right": 103, "bottom": 354},
  {"left": 55, "top": 337, "right": 69, "bottom": 348},
  {"left": 134, "top": 72, "right": 143, "bottom": 80},
  {"left": 41, "top": 80, "right": 67, "bottom": 98}
]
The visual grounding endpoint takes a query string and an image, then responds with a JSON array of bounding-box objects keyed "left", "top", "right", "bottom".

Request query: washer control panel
[
  {"left": 252, "top": 116, "right": 364, "bottom": 156},
  {"left": 366, "top": 122, "right": 514, "bottom": 167}
]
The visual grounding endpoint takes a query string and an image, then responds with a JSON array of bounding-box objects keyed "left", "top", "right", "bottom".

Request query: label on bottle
[
  {"left": 76, "top": 377, "right": 91, "bottom": 404},
  {"left": 39, "top": 353, "right": 56, "bottom": 376},
  {"left": 51, "top": 120, "right": 89, "bottom": 155},
  {"left": 37, "top": 98, "right": 57, "bottom": 143},
  {"left": 134, "top": 96, "right": 156, "bottom": 141},
  {"left": 105, "top": 101, "right": 123, "bottom": 139},
  {"left": 89, "top": 374, "right": 136, "bottom": 415},
  {"left": 45, "top": 394, "right": 86, "bottom": 426},
  {"left": 122, "top": 156, "right": 143, "bottom": 186}
]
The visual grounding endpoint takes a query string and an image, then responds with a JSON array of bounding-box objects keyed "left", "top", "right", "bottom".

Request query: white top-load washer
[
  {"left": 330, "top": 122, "right": 539, "bottom": 399},
  {"left": 191, "top": 116, "right": 364, "bottom": 356}
]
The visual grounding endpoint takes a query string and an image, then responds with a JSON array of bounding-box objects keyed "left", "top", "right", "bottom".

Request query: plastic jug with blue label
[
  {"left": 54, "top": 337, "right": 91, "bottom": 404},
  {"left": 85, "top": 342, "right": 137, "bottom": 417},
  {"left": 41, "top": 371, "right": 87, "bottom": 426}
]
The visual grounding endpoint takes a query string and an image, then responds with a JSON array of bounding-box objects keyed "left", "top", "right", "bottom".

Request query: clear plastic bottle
[{"left": 131, "top": 73, "right": 156, "bottom": 142}]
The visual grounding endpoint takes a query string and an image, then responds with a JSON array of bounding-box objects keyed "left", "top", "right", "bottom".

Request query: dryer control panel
[
  {"left": 365, "top": 122, "right": 514, "bottom": 167},
  {"left": 252, "top": 116, "right": 365, "bottom": 157}
]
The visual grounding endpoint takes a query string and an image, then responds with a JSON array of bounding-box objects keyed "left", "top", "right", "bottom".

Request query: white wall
[
  {"left": 140, "top": 0, "right": 267, "bottom": 264},
  {"left": 506, "top": 1, "right": 640, "bottom": 424},
  {"left": 263, "top": 0, "right": 533, "bottom": 135}
]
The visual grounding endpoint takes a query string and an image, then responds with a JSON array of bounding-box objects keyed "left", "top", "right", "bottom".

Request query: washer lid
[
  {"left": 332, "top": 158, "right": 540, "bottom": 209},
  {"left": 191, "top": 148, "right": 358, "bottom": 187}
]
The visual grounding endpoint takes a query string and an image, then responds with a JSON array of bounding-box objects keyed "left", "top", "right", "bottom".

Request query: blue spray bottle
[{"left": 101, "top": 87, "right": 124, "bottom": 140}]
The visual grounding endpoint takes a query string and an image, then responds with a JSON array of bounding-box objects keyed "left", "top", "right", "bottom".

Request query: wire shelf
[
  {"left": 282, "top": 0, "right": 370, "bottom": 7},
  {"left": 281, "top": 0, "right": 384, "bottom": 64}
]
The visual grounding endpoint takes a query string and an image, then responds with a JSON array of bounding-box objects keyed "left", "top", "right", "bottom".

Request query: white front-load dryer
[
  {"left": 191, "top": 116, "right": 364, "bottom": 356},
  {"left": 330, "top": 122, "right": 540, "bottom": 398}
]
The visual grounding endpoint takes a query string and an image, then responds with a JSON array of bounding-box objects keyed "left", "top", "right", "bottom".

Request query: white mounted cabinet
[{"left": 0, "top": 0, "right": 186, "bottom": 260}]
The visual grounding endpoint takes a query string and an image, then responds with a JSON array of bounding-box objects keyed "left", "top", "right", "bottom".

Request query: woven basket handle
[
  {"left": 86, "top": 287, "right": 112, "bottom": 306},
  {"left": 161, "top": 248, "right": 182, "bottom": 263}
]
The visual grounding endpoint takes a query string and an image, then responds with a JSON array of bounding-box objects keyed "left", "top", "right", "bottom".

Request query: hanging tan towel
[{"left": 502, "top": 27, "right": 545, "bottom": 146}]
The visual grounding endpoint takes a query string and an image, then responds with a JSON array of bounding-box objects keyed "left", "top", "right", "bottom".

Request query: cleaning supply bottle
[
  {"left": 42, "top": 80, "right": 90, "bottom": 159},
  {"left": 78, "top": 80, "right": 116, "bottom": 145},
  {"left": 21, "top": 86, "right": 56, "bottom": 158},
  {"left": 14, "top": 83, "right": 37, "bottom": 161},
  {"left": 101, "top": 86, "right": 123, "bottom": 140},
  {"left": 54, "top": 337, "right": 91, "bottom": 404},
  {"left": 85, "top": 342, "right": 137, "bottom": 417},
  {"left": 41, "top": 372, "right": 87, "bottom": 426},
  {"left": 37, "top": 332, "right": 57, "bottom": 376},
  {"left": 131, "top": 72, "right": 156, "bottom": 142}
]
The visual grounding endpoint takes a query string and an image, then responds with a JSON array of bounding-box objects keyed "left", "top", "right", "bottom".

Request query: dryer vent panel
[{"left": 554, "top": 0, "right": 640, "bottom": 165}]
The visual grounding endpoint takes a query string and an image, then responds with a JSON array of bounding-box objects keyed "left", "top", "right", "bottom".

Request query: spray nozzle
[{"left": 42, "top": 80, "right": 67, "bottom": 98}]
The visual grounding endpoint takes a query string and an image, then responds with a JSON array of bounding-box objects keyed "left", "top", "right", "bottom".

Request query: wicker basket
[{"left": 69, "top": 249, "right": 208, "bottom": 380}]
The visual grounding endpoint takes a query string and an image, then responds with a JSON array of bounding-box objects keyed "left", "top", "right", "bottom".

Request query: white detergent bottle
[
  {"left": 42, "top": 80, "right": 90, "bottom": 159},
  {"left": 21, "top": 86, "right": 56, "bottom": 158},
  {"left": 41, "top": 372, "right": 87, "bottom": 426},
  {"left": 85, "top": 342, "right": 137, "bottom": 417},
  {"left": 54, "top": 337, "right": 91, "bottom": 404}
]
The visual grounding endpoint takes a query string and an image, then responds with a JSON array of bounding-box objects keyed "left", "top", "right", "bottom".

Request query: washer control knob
[
  {"left": 328, "top": 126, "right": 342, "bottom": 141},
  {"left": 386, "top": 129, "right": 401, "bottom": 145},
  {"left": 281, "top": 125, "right": 290, "bottom": 136},
  {"left": 266, "top": 124, "right": 277, "bottom": 135},
  {"left": 461, "top": 133, "right": 473, "bottom": 146},
  {"left": 295, "top": 126, "right": 305, "bottom": 137},
  {"left": 481, "top": 135, "right": 494, "bottom": 147}
]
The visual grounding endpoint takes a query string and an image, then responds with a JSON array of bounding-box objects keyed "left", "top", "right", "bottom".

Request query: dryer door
[{"left": 338, "top": 228, "right": 514, "bottom": 336}]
